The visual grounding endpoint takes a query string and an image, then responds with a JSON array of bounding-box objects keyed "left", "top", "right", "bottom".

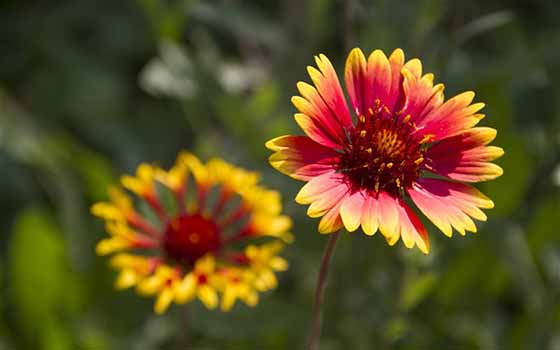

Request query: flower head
[
  {"left": 266, "top": 48, "right": 503, "bottom": 254},
  {"left": 92, "top": 152, "right": 292, "bottom": 314}
]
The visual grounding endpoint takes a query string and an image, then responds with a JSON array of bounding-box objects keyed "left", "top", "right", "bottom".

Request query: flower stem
[
  {"left": 178, "top": 305, "right": 189, "bottom": 349},
  {"left": 306, "top": 230, "right": 341, "bottom": 350}
]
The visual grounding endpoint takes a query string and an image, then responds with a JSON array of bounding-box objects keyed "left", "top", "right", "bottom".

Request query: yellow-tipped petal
[
  {"left": 96, "top": 237, "right": 131, "bottom": 255},
  {"left": 221, "top": 287, "right": 237, "bottom": 312},
  {"left": 115, "top": 269, "right": 139, "bottom": 289},
  {"left": 197, "top": 285, "right": 218, "bottom": 309},
  {"left": 195, "top": 255, "right": 215, "bottom": 275},
  {"left": 340, "top": 191, "right": 365, "bottom": 232},
  {"left": 154, "top": 288, "right": 174, "bottom": 315},
  {"left": 175, "top": 274, "right": 196, "bottom": 304},
  {"left": 269, "top": 257, "right": 288, "bottom": 272},
  {"left": 90, "top": 203, "right": 123, "bottom": 221}
]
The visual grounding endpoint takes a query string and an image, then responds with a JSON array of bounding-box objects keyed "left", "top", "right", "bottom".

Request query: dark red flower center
[
  {"left": 338, "top": 102, "right": 429, "bottom": 196},
  {"left": 163, "top": 214, "right": 222, "bottom": 266}
]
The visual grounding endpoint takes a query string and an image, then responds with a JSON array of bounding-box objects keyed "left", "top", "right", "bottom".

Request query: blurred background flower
[
  {"left": 0, "top": 0, "right": 559, "bottom": 349},
  {"left": 92, "top": 152, "right": 291, "bottom": 314}
]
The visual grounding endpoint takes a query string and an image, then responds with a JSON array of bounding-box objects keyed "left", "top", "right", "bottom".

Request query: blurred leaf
[
  {"left": 455, "top": 10, "right": 515, "bottom": 44},
  {"left": 527, "top": 196, "right": 560, "bottom": 253},
  {"left": 436, "top": 242, "right": 506, "bottom": 304},
  {"left": 139, "top": 0, "right": 193, "bottom": 40},
  {"left": 191, "top": 2, "right": 285, "bottom": 52},
  {"left": 216, "top": 81, "right": 285, "bottom": 157},
  {"left": 308, "top": 0, "right": 334, "bottom": 39},
  {"left": 383, "top": 317, "right": 409, "bottom": 343},
  {"left": 47, "top": 133, "right": 116, "bottom": 201},
  {"left": 9, "top": 207, "right": 82, "bottom": 349},
  {"left": 400, "top": 272, "right": 438, "bottom": 311},
  {"left": 42, "top": 322, "right": 74, "bottom": 350},
  {"left": 411, "top": 0, "right": 445, "bottom": 43}
]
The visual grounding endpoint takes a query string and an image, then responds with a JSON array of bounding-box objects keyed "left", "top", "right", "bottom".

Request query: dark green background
[{"left": 1, "top": 0, "right": 559, "bottom": 349}]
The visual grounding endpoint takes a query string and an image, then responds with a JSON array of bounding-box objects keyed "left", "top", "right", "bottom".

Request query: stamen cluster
[{"left": 338, "top": 100, "right": 430, "bottom": 196}]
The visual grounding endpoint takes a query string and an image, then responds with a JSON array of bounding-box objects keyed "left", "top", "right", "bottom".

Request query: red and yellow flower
[
  {"left": 266, "top": 48, "right": 503, "bottom": 254},
  {"left": 92, "top": 152, "right": 292, "bottom": 314}
]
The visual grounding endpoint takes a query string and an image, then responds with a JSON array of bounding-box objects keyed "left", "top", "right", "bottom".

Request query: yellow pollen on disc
[
  {"left": 419, "top": 134, "right": 435, "bottom": 144},
  {"left": 339, "top": 100, "right": 426, "bottom": 195}
]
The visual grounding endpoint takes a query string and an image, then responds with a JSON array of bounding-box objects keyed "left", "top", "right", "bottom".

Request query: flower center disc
[
  {"left": 163, "top": 214, "right": 222, "bottom": 266},
  {"left": 338, "top": 105, "right": 426, "bottom": 196}
]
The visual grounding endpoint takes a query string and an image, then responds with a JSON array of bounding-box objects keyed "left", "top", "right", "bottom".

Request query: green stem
[{"left": 306, "top": 231, "right": 341, "bottom": 350}]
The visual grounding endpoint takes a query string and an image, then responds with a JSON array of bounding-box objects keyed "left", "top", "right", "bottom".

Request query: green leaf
[
  {"left": 50, "top": 133, "right": 116, "bottom": 201},
  {"left": 527, "top": 196, "right": 560, "bottom": 253},
  {"left": 9, "top": 207, "right": 80, "bottom": 349},
  {"left": 400, "top": 272, "right": 438, "bottom": 311}
]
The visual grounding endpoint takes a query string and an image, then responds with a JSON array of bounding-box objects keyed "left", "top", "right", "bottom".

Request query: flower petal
[
  {"left": 266, "top": 135, "right": 339, "bottom": 181},
  {"left": 295, "top": 171, "right": 346, "bottom": 204},
  {"left": 318, "top": 196, "right": 346, "bottom": 234},
  {"left": 293, "top": 112, "right": 342, "bottom": 149},
  {"left": 385, "top": 48, "right": 406, "bottom": 111},
  {"left": 344, "top": 48, "right": 368, "bottom": 116},
  {"left": 221, "top": 286, "right": 237, "bottom": 312},
  {"left": 361, "top": 196, "right": 379, "bottom": 236},
  {"left": 306, "top": 181, "right": 349, "bottom": 218},
  {"left": 415, "top": 91, "right": 485, "bottom": 141},
  {"left": 154, "top": 287, "right": 175, "bottom": 314},
  {"left": 360, "top": 49, "right": 421, "bottom": 114},
  {"left": 430, "top": 161, "right": 503, "bottom": 183},
  {"left": 404, "top": 57, "right": 423, "bottom": 75},
  {"left": 295, "top": 82, "right": 348, "bottom": 146},
  {"left": 196, "top": 255, "right": 215, "bottom": 274},
  {"left": 340, "top": 190, "right": 366, "bottom": 232},
  {"left": 175, "top": 274, "right": 196, "bottom": 304},
  {"left": 115, "top": 269, "right": 140, "bottom": 289},
  {"left": 409, "top": 178, "right": 493, "bottom": 238},
  {"left": 197, "top": 285, "right": 218, "bottom": 309},
  {"left": 365, "top": 50, "right": 392, "bottom": 111},
  {"left": 395, "top": 199, "right": 429, "bottom": 254},
  {"left": 306, "top": 54, "right": 353, "bottom": 130},
  {"left": 426, "top": 127, "right": 504, "bottom": 182},
  {"left": 376, "top": 191, "right": 400, "bottom": 239},
  {"left": 399, "top": 68, "right": 444, "bottom": 124}
]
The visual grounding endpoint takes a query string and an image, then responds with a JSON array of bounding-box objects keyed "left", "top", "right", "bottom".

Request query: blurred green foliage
[{"left": 0, "top": 0, "right": 559, "bottom": 349}]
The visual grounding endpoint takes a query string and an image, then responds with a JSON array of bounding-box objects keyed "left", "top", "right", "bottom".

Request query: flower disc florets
[{"left": 339, "top": 100, "right": 429, "bottom": 196}]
